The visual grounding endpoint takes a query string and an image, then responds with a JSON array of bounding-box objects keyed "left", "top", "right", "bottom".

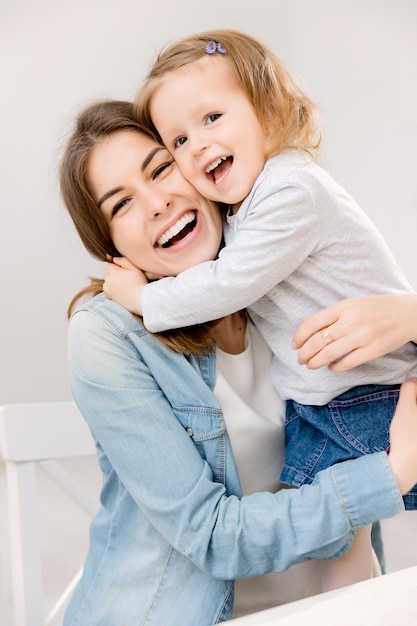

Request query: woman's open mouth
[{"left": 156, "top": 211, "right": 197, "bottom": 248}]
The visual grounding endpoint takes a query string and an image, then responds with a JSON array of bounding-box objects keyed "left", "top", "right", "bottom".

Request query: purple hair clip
[{"left": 205, "top": 40, "right": 227, "bottom": 55}]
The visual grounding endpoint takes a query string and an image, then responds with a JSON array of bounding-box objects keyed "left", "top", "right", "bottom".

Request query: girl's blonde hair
[
  {"left": 60, "top": 99, "right": 217, "bottom": 355},
  {"left": 136, "top": 28, "right": 320, "bottom": 158}
]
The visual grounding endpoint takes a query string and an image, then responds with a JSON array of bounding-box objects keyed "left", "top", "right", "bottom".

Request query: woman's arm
[
  {"left": 294, "top": 293, "right": 417, "bottom": 372},
  {"left": 68, "top": 307, "right": 414, "bottom": 580},
  {"left": 386, "top": 377, "right": 417, "bottom": 495}
]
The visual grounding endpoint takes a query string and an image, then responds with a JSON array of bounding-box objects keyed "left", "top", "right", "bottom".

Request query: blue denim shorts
[{"left": 280, "top": 384, "right": 417, "bottom": 510}]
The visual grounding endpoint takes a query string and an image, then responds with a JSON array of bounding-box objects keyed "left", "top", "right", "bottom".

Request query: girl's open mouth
[{"left": 205, "top": 156, "right": 233, "bottom": 185}]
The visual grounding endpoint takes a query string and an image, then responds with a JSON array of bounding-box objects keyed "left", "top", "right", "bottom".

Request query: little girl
[{"left": 104, "top": 29, "right": 417, "bottom": 590}]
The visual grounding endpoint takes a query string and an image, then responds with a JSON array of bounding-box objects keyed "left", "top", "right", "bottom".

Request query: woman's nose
[{"left": 147, "top": 191, "right": 171, "bottom": 218}]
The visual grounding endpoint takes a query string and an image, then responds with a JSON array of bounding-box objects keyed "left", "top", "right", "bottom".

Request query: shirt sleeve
[
  {"left": 68, "top": 309, "right": 404, "bottom": 580},
  {"left": 142, "top": 182, "right": 319, "bottom": 332}
]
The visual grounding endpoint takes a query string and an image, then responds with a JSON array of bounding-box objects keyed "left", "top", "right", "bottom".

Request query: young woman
[{"left": 60, "top": 99, "right": 417, "bottom": 625}]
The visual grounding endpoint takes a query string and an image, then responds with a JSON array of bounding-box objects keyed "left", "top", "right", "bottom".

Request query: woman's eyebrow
[
  {"left": 141, "top": 146, "right": 165, "bottom": 171},
  {"left": 97, "top": 186, "right": 123, "bottom": 209}
]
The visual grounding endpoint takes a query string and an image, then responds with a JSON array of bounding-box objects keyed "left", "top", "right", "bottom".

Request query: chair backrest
[{"left": 0, "top": 402, "right": 98, "bottom": 626}]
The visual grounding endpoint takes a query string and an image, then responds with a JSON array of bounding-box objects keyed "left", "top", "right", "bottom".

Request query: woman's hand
[
  {"left": 293, "top": 294, "right": 417, "bottom": 372},
  {"left": 104, "top": 256, "right": 147, "bottom": 316},
  {"left": 388, "top": 378, "right": 417, "bottom": 495}
]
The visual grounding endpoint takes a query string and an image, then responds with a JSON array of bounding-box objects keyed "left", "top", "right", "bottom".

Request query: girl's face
[
  {"left": 86, "top": 130, "right": 223, "bottom": 276},
  {"left": 149, "top": 54, "right": 268, "bottom": 211}
]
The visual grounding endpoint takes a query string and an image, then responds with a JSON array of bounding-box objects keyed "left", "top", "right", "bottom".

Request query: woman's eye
[
  {"left": 110, "top": 198, "right": 129, "bottom": 218},
  {"left": 207, "top": 113, "right": 221, "bottom": 124},
  {"left": 174, "top": 136, "right": 187, "bottom": 149},
  {"left": 153, "top": 160, "right": 174, "bottom": 179}
]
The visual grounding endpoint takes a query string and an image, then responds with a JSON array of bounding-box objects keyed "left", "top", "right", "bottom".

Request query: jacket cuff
[{"left": 331, "top": 452, "right": 404, "bottom": 530}]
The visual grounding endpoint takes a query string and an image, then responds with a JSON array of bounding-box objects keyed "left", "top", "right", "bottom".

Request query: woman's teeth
[{"left": 157, "top": 211, "right": 196, "bottom": 248}]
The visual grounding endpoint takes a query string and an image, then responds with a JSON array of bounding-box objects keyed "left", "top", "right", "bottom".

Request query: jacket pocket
[{"left": 172, "top": 405, "right": 227, "bottom": 484}]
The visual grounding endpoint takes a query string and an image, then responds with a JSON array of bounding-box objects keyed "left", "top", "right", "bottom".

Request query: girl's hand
[
  {"left": 143, "top": 270, "right": 165, "bottom": 281},
  {"left": 388, "top": 378, "right": 417, "bottom": 495},
  {"left": 103, "top": 256, "right": 147, "bottom": 316},
  {"left": 293, "top": 294, "right": 417, "bottom": 372}
]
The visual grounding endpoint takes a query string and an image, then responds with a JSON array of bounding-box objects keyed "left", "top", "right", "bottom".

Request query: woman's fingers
[
  {"left": 296, "top": 325, "right": 338, "bottom": 366},
  {"left": 299, "top": 335, "right": 349, "bottom": 370},
  {"left": 294, "top": 294, "right": 417, "bottom": 372},
  {"left": 293, "top": 306, "right": 339, "bottom": 350}
]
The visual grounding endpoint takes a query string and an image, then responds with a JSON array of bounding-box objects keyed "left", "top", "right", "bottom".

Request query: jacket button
[{"left": 186, "top": 427, "right": 194, "bottom": 437}]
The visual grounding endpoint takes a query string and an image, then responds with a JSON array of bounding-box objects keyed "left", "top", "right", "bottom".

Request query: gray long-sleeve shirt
[{"left": 142, "top": 150, "right": 417, "bottom": 404}]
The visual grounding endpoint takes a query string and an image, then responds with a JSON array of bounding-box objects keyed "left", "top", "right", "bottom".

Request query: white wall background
[
  {"left": 1, "top": 0, "right": 417, "bottom": 404},
  {"left": 1, "top": 3, "right": 417, "bottom": 621}
]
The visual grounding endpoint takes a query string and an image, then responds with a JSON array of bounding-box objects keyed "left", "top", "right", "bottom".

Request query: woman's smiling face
[{"left": 86, "top": 129, "right": 223, "bottom": 276}]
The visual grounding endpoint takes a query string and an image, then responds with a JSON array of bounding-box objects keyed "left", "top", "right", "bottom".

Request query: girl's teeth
[
  {"left": 206, "top": 156, "right": 226, "bottom": 174},
  {"left": 157, "top": 211, "right": 195, "bottom": 247}
]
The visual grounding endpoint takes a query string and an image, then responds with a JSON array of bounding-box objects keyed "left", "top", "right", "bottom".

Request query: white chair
[{"left": 0, "top": 402, "right": 98, "bottom": 626}]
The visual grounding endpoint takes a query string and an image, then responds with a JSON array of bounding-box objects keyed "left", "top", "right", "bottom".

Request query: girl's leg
[{"left": 320, "top": 524, "right": 379, "bottom": 592}]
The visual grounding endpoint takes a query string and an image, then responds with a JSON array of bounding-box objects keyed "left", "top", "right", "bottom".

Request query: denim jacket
[{"left": 64, "top": 293, "right": 403, "bottom": 626}]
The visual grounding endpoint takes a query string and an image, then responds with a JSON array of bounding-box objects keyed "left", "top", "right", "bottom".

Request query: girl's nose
[{"left": 190, "top": 133, "right": 208, "bottom": 156}]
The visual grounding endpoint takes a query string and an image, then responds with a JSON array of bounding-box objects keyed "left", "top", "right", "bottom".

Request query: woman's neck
[{"left": 211, "top": 311, "right": 247, "bottom": 354}]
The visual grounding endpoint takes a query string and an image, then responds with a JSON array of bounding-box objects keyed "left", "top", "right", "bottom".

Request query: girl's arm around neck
[{"left": 141, "top": 182, "right": 318, "bottom": 332}]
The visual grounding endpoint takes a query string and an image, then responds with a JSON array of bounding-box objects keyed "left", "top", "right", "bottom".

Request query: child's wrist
[{"left": 133, "top": 284, "right": 145, "bottom": 316}]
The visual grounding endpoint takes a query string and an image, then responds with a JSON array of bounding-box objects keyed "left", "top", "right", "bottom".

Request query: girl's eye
[
  {"left": 152, "top": 160, "right": 174, "bottom": 179},
  {"left": 174, "top": 136, "right": 187, "bottom": 149},
  {"left": 207, "top": 113, "right": 221, "bottom": 125}
]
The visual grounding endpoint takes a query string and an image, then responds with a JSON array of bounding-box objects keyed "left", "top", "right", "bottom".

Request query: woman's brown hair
[{"left": 60, "top": 99, "right": 216, "bottom": 354}]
